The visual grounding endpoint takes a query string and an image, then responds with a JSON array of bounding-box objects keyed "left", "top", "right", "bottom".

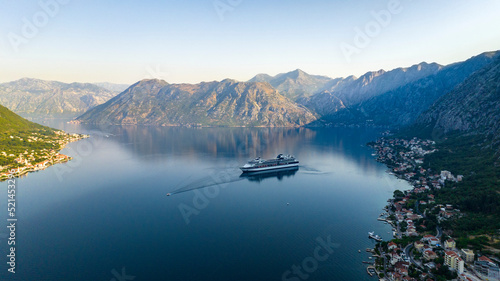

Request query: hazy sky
[{"left": 1, "top": 0, "right": 500, "bottom": 84}]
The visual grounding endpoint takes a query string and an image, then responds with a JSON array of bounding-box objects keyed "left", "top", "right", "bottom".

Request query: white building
[{"left": 445, "top": 251, "right": 464, "bottom": 274}]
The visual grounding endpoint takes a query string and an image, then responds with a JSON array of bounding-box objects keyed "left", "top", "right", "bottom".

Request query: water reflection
[
  {"left": 239, "top": 166, "right": 299, "bottom": 182},
  {"left": 170, "top": 167, "right": 300, "bottom": 195},
  {"left": 112, "top": 126, "right": 317, "bottom": 159},
  {"left": 3, "top": 119, "right": 408, "bottom": 281},
  {"left": 32, "top": 119, "right": 385, "bottom": 180}
]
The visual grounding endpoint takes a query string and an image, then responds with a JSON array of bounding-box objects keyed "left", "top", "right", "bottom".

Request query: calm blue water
[{"left": 0, "top": 122, "right": 410, "bottom": 281}]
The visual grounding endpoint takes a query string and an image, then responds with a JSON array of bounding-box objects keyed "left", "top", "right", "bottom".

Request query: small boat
[
  {"left": 368, "top": 231, "right": 383, "bottom": 242},
  {"left": 358, "top": 250, "right": 361, "bottom": 253},
  {"left": 166, "top": 193, "right": 171, "bottom": 196}
]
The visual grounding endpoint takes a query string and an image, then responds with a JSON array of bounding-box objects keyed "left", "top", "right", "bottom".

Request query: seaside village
[
  {"left": 366, "top": 137, "right": 500, "bottom": 281},
  {"left": 0, "top": 131, "right": 87, "bottom": 180}
]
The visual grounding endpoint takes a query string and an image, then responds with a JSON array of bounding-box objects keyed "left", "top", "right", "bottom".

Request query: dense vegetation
[
  {"left": 0, "top": 104, "right": 59, "bottom": 167},
  {"left": 396, "top": 56, "right": 500, "bottom": 244},
  {"left": 423, "top": 134, "right": 500, "bottom": 235}
]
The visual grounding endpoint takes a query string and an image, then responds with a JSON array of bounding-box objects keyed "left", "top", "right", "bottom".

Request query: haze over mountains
[
  {"left": 77, "top": 79, "right": 316, "bottom": 127},
  {"left": 248, "top": 69, "right": 333, "bottom": 101},
  {"left": 93, "top": 82, "right": 130, "bottom": 93},
  {"left": 0, "top": 50, "right": 498, "bottom": 129},
  {"left": 0, "top": 78, "right": 123, "bottom": 118},
  {"left": 318, "top": 51, "right": 499, "bottom": 127}
]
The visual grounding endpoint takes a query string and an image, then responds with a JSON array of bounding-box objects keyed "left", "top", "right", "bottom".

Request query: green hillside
[
  {"left": 0, "top": 104, "right": 52, "bottom": 132},
  {"left": 0, "top": 104, "right": 60, "bottom": 168},
  {"left": 403, "top": 56, "right": 500, "bottom": 250}
]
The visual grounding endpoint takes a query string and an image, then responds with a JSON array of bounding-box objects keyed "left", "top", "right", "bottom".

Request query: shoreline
[
  {"left": 363, "top": 135, "right": 500, "bottom": 281},
  {"left": 0, "top": 133, "right": 88, "bottom": 182}
]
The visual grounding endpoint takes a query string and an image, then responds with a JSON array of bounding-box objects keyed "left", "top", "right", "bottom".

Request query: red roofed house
[
  {"left": 388, "top": 242, "right": 398, "bottom": 251},
  {"left": 424, "top": 250, "right": 437, "bottom": 260},
  {"left": 444, "top": 239, "right": 456, "bottom": 249}
]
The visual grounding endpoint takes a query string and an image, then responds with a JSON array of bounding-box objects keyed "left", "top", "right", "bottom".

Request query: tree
[{"left": 394, "top": 190, "right": 405, "bottom": 199}]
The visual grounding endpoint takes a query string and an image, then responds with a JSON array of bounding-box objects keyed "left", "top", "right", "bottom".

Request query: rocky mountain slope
[
  {"left": 416, "top": 55, "right": 500, "bottom": 146},
  {"left": 327, "top": 62, "right": 443, "bottom": 106},
  {"left": 248, "top": 69, "right": 334, "bottom": 100},
  {"left": 315, "top": 51, "right": 500, "bottom": 127},
  {"left": 77, "top": 79, "right": 316, "bottom": 127},
  {"left": 0, "top": 78, "right": 118, "bottom": 117}
]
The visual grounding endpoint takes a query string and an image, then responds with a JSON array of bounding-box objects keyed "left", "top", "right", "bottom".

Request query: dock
[{"left": 366, "top": 266, "right": 376, "bottom": 277}]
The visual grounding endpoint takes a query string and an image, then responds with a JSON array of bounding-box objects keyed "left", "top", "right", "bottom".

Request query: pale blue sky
[{"left": 1, "top": 0, "right": 500, "bottom": 84}]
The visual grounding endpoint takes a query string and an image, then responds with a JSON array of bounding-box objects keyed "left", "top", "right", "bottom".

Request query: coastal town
[
  {"left": 0, "top": 130, "right": 88, "bottom": 181},
  {"left": 366, "top": 136, "right": 500, "bottom": 281}
]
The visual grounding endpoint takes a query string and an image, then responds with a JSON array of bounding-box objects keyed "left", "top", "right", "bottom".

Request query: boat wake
[
  {"left": 168, "top": 171, "right": 244, "bottom": 195},
  {"left": 167, "top": 164, "right": 325, "bottom": 196},
  {"left": 297, "top": 165, "right": 330, "bottom": 175}
]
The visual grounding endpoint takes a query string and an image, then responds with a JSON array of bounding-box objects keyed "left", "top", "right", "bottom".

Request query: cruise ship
[{"left": 240, "top": 154, "right": 299, "bottom": 173}]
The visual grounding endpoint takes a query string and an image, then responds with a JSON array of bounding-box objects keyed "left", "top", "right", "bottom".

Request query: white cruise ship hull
[{"left": 240, "top": 162, "right": 299, "bottom": 173}]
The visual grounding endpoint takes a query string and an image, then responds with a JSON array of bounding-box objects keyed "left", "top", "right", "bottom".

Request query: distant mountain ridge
[
  {"left": 2, "top": 50, "right": 499, "bottom": 128},
  {"left": 0, "top": 78, "right": 118, "bottom": 117},
  {"left": 77, "top": 79, "right": 316, "bottom": 127},
  {"left": 328, "top": 62, "right": 443, "bottom": 106},
  {"left": 248, "top": 69, "right": 333, "bottom": 101},
  {"left": 313, "top": 51, "right": 500, "bottom": 127},
  {"left": 93, "top": 82, "right": 130, "bottom": 93}
]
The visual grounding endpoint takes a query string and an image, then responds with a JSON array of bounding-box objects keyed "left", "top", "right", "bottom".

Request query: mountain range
[
  {"left": 1, "top": 50, "right": 499, "bottom": 129},
  {"left": 0, "top": 78, "right": 121, "bottom": 117},
  {"left": 248, "top": 69, "right": 333, "bottom": 101},
  {"left": 77, "top": 79, "right": 316, "bottom": 127},
  {"left": 311, "top": 51, "right": 499, "bottom": 127}
]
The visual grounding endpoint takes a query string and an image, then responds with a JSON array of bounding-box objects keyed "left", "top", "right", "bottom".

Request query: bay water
[{"left": 0, "top": 121, "right": 410, "bottom": 280}]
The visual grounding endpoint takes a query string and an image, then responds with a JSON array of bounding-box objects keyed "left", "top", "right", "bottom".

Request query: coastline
[
  {"left": 364, "top": 134, "right": 500, "bottom": 281},
  {"left": 0, "top": 132, "right": 88, "bottom": 182}
]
